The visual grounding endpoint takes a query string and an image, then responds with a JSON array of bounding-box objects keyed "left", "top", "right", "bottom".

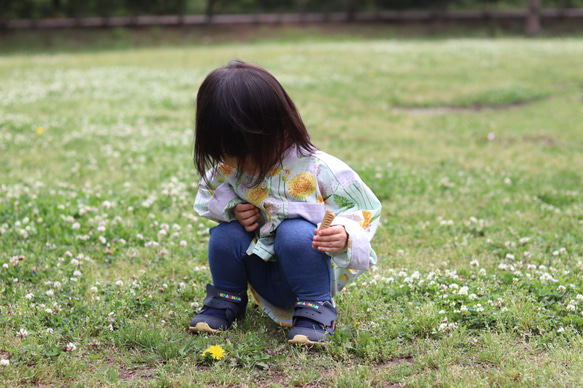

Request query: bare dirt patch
[{"left": 393, "top": 98, "right": 545, "bottom": 115}]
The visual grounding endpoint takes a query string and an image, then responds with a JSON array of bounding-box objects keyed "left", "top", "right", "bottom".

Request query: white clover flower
[
  {"left": 505, "top": 254, "right": 515, "bottom": 260},
  {"left": 458, "top": 286, "right": 469, "bottom": 296},
  {"left": 64, "top": 342, "right": 76, "bottom": 352},
  {"left": 469, "top": 293, "right": 477, "bottom": 300},
  {"left": 71, "top": 222, "right": 80, "bottom": 230},
  {"left": 17, "top": 328, "right": 28, "bottom": 338},
  {"left": 25, "top": 293, "right": 34, "bottom": 300},
  {"left": 566, "top": 304, "right": 576, "bottom": 312},
  {"left": 557, "top": 327, "right": 565, "bottom": 333},
  {"left": 439, "top": 310, "right": 446, "bottom": 314},
  {"left": 46, "top": 328, "right": 54, "bottom": 334},
  {"left": 519, "top": 237, "right": 530, "bottom": 244},
  {"left": 2, "top": 263, "right": 8, "bottom": 269},
  {"left": 0, "top": 359, "right": 9, "bottom": 366},
  {"left": 53, "top": 281, "right": 61, "bottom": 288},
  {"left": 558, "top": 285, "right": 567, "bottom": 293},
  {"left": 449, "top": 283, "right": 459, "bottom": 290},
  {"left": 179, "top": 240, "right": 187, "bottom": 247},
  {"left": 46, "top": 290, "right": 54, "bottom": 296},
  {"left": 73, "top": 270, "right": 82, "bottom": 277},
  {"left": 115, "top": 280, "right": 123, "bottom": 287},
  {"left": 99, "top": 236, "right": 107, "bottom": 245},
  {"left": 460, "top": 305, "right": 468, "bottom": 313},
  {"left": 89, "top": 286, "right": 98, "bottom": 293},
  {"left": 70, "top": 258, "right": 79, "bottom": 266},
  {"left": 470, "top": 260, "right": 479, "bottom": 268},
  {"left": 136, "top": 233, "right": 144, "bottom": 240},
  {"left": 540, "top": 273, "right": 557, "bottom": 283},
  {"left": 45, "top": 308, "right": 53, "bottom": 314},
  {"left": 576, "top": 294, "right": 583, "bottom": 301}
]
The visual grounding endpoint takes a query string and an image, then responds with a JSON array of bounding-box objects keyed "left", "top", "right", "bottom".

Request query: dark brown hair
[{"left": 194, "top": 59, "right": 315, "bottom": 186}]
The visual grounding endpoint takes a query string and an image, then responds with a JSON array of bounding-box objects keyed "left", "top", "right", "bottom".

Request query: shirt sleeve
[
  {"left": 193, "top": 166, "right": 244, "bottom": 222},
  {"left": 317, "top": 155, "right": 382, "bottom": 271}
]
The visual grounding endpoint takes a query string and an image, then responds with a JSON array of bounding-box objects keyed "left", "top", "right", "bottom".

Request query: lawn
[{"left": 1, "top": 27, "right": 583, "bottom": 386}]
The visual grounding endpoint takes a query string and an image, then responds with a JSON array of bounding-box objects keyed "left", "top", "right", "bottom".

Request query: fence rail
[{"left": 3, "top": 9, "right": 583, "bottom": 29}]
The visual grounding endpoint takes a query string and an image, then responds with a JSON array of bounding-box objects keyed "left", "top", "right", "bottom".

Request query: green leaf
[{"left": 333, "top": 194, "right": 355, "bottom": 210}]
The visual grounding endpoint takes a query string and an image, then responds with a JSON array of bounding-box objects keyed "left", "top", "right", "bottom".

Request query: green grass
[{"left": 1, "top": 27, "right": 583, "bottom": 386}]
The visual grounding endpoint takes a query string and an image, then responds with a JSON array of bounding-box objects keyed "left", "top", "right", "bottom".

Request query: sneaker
[
  {"left": 189, "top": 284, "right": 247, "bottom": 334},
  {"left": 287, "top": 300, "right": 337, "bottom": 345}
]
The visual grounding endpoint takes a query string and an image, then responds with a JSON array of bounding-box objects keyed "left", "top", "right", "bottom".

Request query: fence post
[{"left": 525, "top": 0, "right": 541, "bottom": 35}]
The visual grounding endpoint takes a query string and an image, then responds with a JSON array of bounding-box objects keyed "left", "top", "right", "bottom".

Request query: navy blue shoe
[
  {"left": 287, "top": 300, "right": 337, "bottom": 345},
  {"left": 189, "top": 284, "right": 247, "bottom": 334}
]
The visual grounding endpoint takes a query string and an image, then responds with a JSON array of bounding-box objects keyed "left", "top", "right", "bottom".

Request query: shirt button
[{"left": 261, "top": 182, "right": 267, "bottom": 189}]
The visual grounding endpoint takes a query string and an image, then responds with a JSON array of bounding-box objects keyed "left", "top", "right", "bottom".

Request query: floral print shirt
[{"left": 194, "top": 147, "right": 382, "bottom": 325}]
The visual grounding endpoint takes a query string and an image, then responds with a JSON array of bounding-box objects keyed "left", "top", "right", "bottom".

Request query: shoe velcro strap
[
  {"left": 203, "top": 291, "right": 243, "bottom": 309},
  {"left": 202, "top": 283, "right": 245, "bottom": 312},
  {"left": 293, "top": 301, "right": 336, "bottom": 327}
]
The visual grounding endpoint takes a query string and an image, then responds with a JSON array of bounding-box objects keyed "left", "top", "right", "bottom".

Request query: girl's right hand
[{"left": 233, "top": 203, "right": 260, "bottom": 232}]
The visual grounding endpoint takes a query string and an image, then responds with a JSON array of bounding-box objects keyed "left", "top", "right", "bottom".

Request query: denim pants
[{"left": 207, "top": 219, "right": 332, "bottom": 307}]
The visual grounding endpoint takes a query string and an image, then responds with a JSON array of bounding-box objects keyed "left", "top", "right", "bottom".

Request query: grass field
[{"left": 1, "top": 27, "right": 583, "bottom": 386}]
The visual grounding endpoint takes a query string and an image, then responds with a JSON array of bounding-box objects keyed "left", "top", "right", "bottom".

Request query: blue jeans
[{"left": 207, "top": 219, "right": 332, "bottom": 307}]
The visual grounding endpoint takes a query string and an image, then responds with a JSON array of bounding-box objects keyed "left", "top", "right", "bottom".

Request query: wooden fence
[{"left": 3, "top": 9, "right": 583, "bottom": 29}]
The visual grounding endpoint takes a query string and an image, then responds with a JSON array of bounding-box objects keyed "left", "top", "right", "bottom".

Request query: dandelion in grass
[{"left": 202, "top": 345, "right": 225, "bottom": 361}]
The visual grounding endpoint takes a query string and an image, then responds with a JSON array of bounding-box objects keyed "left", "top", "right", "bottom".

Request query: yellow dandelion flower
[
  {"left": 218, "top": 163, "right": 234, "bottom": 177},
  {"left": 267, "top": 166, "right": 284, "bottom": 177},
  {"left": 246, "top": 185, "right": 269, "bottom": 205},
  {"left": 287, "top": 172, "right": 317, "bottom": 200},
  {"left": 202, "top": 345, "right": 225, "bottom": 360},
  {"left": 36, "top": 126, "right": 44, "bottom": 135},
  {"left": 359, "top": 210, "right": 373, "bottom": 229}
]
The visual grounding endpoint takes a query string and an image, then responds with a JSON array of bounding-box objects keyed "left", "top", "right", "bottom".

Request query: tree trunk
[
  {"left": 206, "top": 0, "right": 216, "bottom": 27},
  {"left": 525, "top": 0, "right": 541, "bottom": 36}
]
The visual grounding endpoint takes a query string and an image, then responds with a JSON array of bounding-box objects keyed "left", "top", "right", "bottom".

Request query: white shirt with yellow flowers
[{"left": 194, "top": 146, "right": 382, "bottom": 325}]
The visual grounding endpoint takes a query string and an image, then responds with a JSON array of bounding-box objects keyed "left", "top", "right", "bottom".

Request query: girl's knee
[
  {"left": 275, "top": 218, "right": 317, "bottom": 252},
  {"left": 209, "top": 221, "right": 252, "bottom": 253}
]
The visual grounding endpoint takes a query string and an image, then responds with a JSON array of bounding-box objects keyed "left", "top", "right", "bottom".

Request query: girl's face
[{"left": 223, "top": 155, "right": 259, "bottom": 176}]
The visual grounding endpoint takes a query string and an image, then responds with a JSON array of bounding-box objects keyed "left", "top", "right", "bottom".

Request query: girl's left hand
[{"left": 312, "top": 225, "right": 348, "bottom": 253}]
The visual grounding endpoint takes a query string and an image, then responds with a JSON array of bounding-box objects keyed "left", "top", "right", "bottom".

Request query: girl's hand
[
  {"left": 233, "top": 203, "right": 260, "bottom": 232},
  {"left": 312, "top": 225, "right": 348, "bottom": 253}
]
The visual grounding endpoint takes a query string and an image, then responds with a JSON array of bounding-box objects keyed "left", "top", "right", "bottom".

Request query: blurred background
[{"left": 1, "top": 0, "right": 582, "bottom": 39}]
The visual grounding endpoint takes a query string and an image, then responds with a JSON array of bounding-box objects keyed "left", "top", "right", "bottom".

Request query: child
[{"left": 189, "top": 59, "right": 381, "bottom": 345}]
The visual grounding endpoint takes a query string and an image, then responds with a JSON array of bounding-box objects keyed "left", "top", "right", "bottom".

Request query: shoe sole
[
  {"left": 188, "top": 322, "right": 223, "bottom": 334},
  {"left": 287, "top": 334, "right": 329, "bottom": 346}
]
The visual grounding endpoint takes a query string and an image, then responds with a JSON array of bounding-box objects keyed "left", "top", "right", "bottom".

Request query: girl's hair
[{"left": 194, "top": 59, "right": 315, "bottom": 186}]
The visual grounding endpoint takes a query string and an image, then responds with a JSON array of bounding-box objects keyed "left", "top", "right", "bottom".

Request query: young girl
[{"left": 189, "top": 59, "right": 381, "bottom": 345}]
